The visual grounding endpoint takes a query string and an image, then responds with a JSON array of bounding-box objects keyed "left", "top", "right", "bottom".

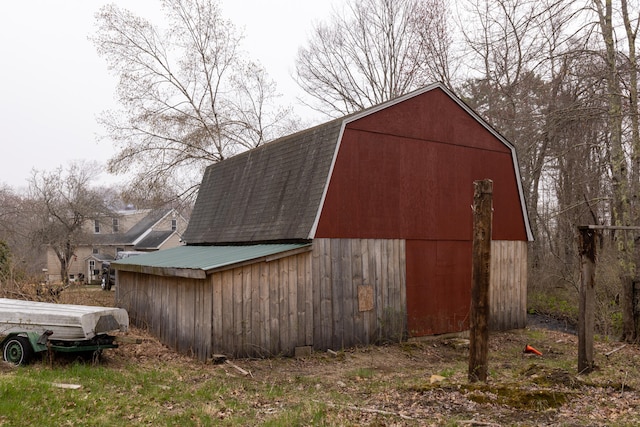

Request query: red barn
[{"left": 115, "top": 83, "right": 532, "bottom": 359}]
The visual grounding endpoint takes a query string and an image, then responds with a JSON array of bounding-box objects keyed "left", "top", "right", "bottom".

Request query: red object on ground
[{"left": 524, "top": 344, "right": 543, "bottom": 356}]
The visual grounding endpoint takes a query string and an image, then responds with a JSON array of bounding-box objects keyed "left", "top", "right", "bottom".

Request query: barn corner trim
[{"left": 307, "top": 82, "right": 534, "bottom": 242}]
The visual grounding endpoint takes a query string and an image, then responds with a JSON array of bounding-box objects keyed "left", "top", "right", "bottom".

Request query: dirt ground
[{"left": 32, "top": 285, "right": 640, "bottom": 425}]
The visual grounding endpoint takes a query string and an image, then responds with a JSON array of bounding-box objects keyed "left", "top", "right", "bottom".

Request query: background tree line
[{"left": 3, "top": 0, "right": 640, "bottom": 340}]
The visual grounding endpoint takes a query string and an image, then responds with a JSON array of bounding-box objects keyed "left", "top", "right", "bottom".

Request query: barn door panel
[{"left": 406, "top": 240, "right": 472, "bottom": 336}]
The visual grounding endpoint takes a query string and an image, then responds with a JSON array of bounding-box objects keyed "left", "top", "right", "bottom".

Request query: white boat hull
[{"left": 0, "top": 298, "right": 129, "bottom": 340}]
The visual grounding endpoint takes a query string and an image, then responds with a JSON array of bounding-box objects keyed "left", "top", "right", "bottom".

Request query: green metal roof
[{"left": 111, "top": 243, "right": 311, "bottom": 275}]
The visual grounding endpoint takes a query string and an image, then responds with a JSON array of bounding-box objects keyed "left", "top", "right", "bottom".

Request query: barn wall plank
[
  {"left": 233, "top": 268, "right": 244, "bottom": 356},
  {"left": 167, "top": 278, "right": 174, "bottom": 348},
  {"left": 311, "top": 239, "right": 322, "bottom": 349},
  {"left": 297, "top": 253, "right": 307, "bottom": 346},
  {"left": 250, "top": 262, "right": 261, "bottom": 355},
  {"left": 351, "top": 239, "right": 365, "bottom": 346},
  {"left": 212, "top": 273, "right": 223, "bottom": 354},
  {"left": 269, "top": 258, "right": 280, "bottom": 355},
  {"left": 399, "top": 239, "right": 407, "bottom": 333},
  {"left": 360, "top": 239, "right": 371, "bottom": 344},
  {"left": 288, "top": 255, "right": 298, "bottom": 353},
  {"left": 489, "top": 240, "right": 528, "bottom": 331},
  {"left": 278, "top": 257, "right": 289, "bottom": 355},
  {"left": 179, "top": 281, "right": 195, "bottom": 355},
  {"left": 330, "top": 239, "right": 344, "bottom": 349},
  {"left": 242, "top": 264, "right": 254, "bottom": 357},
  {"left": 259, "top": 261, "right": 270, "bottom": 356},
  {"left": 373, "top": 239, "right": 384, "bottom": 342},
  {"left": 220, "top": 270, "right": 234, "bottom": 353},
  {"left": 304, "top": 250, "right": 314, "bottom": 346},
  {"left": 342, "top": 239, "right": 355, "bottom": 348},
  {"left": 320, "top": 239, "right": 333, "bottom": 350},
  {"left": 201, "top": 279, "right": 213, "bottom": 360},
  {"left": 517, "top": 240, "right": 528, "bottom": 328}
]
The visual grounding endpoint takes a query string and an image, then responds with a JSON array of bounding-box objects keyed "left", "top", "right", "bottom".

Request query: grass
[
  {"left": 2, "top": 290, "right": 640, "bottom": 426},
  {"left": 1, "top": 353, "right": 378, "bottom": 426}
]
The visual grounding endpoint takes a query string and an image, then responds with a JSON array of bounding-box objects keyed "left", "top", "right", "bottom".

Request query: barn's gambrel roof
[
  {"left": 183, "top": 119, "right": 343, "bottom": 244},
  {"left": 182, "top": 83, "right": 533, "bottom": 245}
]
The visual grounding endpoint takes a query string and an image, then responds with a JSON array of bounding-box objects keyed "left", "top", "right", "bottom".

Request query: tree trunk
[
  {"left": 621, "top": 0, "right": 640, "bottom": 343},
  {"left": 595, "top": 0, "right": 635, "bottom": 340}
]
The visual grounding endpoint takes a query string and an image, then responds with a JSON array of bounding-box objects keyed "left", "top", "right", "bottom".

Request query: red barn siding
[
  {"left": 315, "top": 88, "right": 528, "bottom": 337},
  {"left": 315, "top": 128, "right": 526, "bottom": 241},
  {"left": 405, "top": 240, "right": 472, "bottom": 335},
  {"left": 347, "top": 88, "right": 512, "bottom": 157}
]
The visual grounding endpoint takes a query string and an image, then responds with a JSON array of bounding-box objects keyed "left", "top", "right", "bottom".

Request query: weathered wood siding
[
  {"left": 118, "top": 238, "right": 522, "bottom": 360},
  {"left": 117, "top": 272, "right": 212, "bottom": 360},
  {"left": 311, "top": 238, "right": 406, "bottom": 350},
  {"left": 118, "top": 238, "right": 406, "bottom": 360},
  {"left": 118, "top": 249, "right": 313, "bottom": 360},
  {"left": 489, "top": 240, "right": 528, "bottom": 331}
]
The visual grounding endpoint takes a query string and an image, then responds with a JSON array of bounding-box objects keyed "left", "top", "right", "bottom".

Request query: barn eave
[{"left": 111, "top": 243, "right": 313, "bottom": 278}]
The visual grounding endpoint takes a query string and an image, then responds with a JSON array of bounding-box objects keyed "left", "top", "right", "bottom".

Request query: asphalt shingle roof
[
  {"left": 134, "top": 230, "right": 176, "bottom": 250},
  {"left": 182, "top": 119, "right": 342, "bottom": 244}
]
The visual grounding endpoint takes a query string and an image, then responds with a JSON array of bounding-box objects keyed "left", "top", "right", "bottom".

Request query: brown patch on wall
[{"left": 358, "top": 285, "right": 373, "bottom": 311}]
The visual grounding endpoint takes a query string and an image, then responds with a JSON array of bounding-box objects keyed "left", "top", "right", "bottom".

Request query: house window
[
  {"left": 113, "top": 218, "right": 119, "bottom": 233},
  {"left": 92, "top": 248, "right": 98, "bottom": 254},
  {"left": 94, "top": 220, "right": 100, "bottom": 234},
  {"left": 171, "top": 219, "right": 177, "bottom": 231},
  {"left": 89, "top": 260, "right": 95, "bottom": 273}
]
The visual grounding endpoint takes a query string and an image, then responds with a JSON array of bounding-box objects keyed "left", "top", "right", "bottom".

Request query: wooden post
[
  {"left": 469, "top": 179, "right": 493, "bottom": 383},
  {"left": 578, "top": 226, "right": 598, "bottom": 374}
]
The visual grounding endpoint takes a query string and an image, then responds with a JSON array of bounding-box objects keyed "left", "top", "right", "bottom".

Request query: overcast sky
[{"left": 0, "top": 0, "right": 335, "bottom": 191}]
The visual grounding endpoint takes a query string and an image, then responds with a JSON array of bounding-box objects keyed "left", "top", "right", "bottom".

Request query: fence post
[
  {"left": 469, "top": 179, "right": 493, "bottom": 383},
  {"left": 578, "top": 226, "right": 598, "bottom": 374}
]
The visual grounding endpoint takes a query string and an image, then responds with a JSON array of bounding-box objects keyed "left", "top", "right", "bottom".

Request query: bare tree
[
  {"left": 28, "top": 162, "right": 112, "bottom": 287},
  {"left": 295, "top": 0, "right": 454, "bottom": 116},
  {"left": 458, "top": 0, "right": 640, "bottom": 338},
  {"left": 589, "top": 0, "right": 640, "bottom": 342},
  {"left": 460, "top": 0, "right": 558, "bottom": 261},
  {"left": 92, "top": 0, "right": 298, "bottom": 201},
  {"left": 0, "top": 185, "right": 45, "bottom": 285}
]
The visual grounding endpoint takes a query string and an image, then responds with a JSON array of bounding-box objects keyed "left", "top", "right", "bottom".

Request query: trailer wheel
[{"left": 2, "top": 336, "right": 34, "bottom": 366}]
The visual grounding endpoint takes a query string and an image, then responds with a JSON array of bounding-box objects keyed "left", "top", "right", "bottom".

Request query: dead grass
[{"left": 5, "top": 285, "right": 639, "bottom": 425}]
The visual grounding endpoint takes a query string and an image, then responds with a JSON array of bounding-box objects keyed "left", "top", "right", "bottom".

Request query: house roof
[
  {"left": 133, "top": 230, "right": 176, "bottom": 250},
  {"left": 182, "top": 83, "right": 533, "bottom": 244},
  {"left": 111, "top": 243, "right": 311, "bottom": 278},
  {"left": 125, "top": 208, "right": 174, "bottom": 243},
  {"left": 83, "top": 253, "right": 114, "bottom": 263},
  {"left": 93, "top": 207, "right": 176, "bottom": 246}
]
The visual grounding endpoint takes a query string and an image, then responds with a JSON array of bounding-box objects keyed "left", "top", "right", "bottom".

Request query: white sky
[{"left": 0, "top": 0, "right": 335, "bottom": 191}]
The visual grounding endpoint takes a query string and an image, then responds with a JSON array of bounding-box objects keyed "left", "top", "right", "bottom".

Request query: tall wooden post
[
  {"left": 469, "top": 179, "right": 493, "bottom": 383},
  {"left": 578, "top": 226, "right": 598, "bottom": 374}
]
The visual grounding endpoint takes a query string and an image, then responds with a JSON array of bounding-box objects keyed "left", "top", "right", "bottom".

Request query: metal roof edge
[
  {"left": 113, "top": 243, "right": 312, "bottom": 278},
  {"left": 308, "top": 122, "right": 347, "bottom": 239},
  {"left": 202, "top": 243, "right": 313, "bottom": 274}
]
